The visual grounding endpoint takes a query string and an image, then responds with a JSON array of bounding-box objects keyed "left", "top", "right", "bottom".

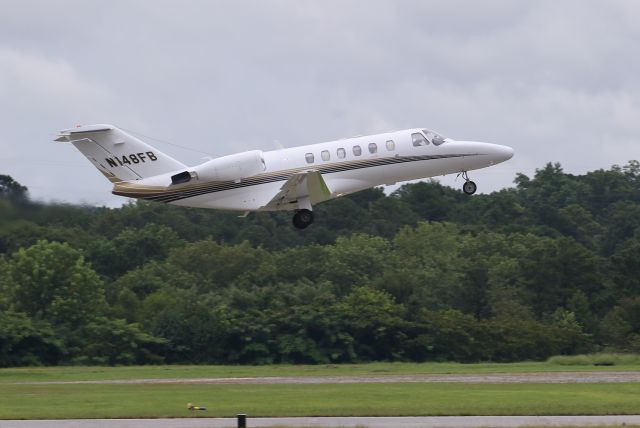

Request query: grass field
[
  {"left": 2, "top": 382, "right": 640, "bottom": 419},
  {"left": 3, "top": 360, "right": 640, "bottom": 383},
  {"left": 3, "top": 361, "right": 640, "bottom": 420}
]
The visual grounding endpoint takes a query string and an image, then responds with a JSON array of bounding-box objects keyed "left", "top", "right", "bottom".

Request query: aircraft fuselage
[{"left": 112, "top": 128, "right": 513, "bottom": 211}]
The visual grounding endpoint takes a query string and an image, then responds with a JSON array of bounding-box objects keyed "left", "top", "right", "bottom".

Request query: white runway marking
[{"left": 3, "top": 416, "right": 640, "bottom": 428}]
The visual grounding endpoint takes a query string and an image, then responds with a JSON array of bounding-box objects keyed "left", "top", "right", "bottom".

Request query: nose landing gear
[
  {"left": 460, "top": 171, "right": 477, "bottom": 195},
  {"left": 463, "top": 180, "right": 477, "bottom": 195},
  {"left": 292, "top": 209, "right": 314, "bottom": 229}
]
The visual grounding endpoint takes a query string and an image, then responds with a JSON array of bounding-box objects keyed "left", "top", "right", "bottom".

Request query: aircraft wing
[{"left": 263, "top": 170, "right": 332, "bottom": 210}]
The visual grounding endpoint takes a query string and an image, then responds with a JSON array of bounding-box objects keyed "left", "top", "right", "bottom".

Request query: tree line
[{"left": 0, "top": 161, "right": 639, "bottom": 366}]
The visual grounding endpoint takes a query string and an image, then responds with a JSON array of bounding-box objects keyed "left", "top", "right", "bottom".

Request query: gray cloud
[{"left": 0, "top": 0, "right": 638, "bottom": 206}]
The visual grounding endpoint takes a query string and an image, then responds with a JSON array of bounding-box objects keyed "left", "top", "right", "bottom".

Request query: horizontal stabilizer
[{"left": 55, "top": 124, "right": 114, "bottom": 141}]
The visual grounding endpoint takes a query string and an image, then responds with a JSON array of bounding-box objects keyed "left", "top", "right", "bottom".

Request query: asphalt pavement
[
  {"left": 3, "top": 416, "right": 640, "bottom": 428},
  {"left": 12, "top": 371, "right": 640, "bottom": 385}
]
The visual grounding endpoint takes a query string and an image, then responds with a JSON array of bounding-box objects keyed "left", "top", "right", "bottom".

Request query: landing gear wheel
[
  {"left": 292, "top": 209, "right": 314, "bottom": 229},
  {"left": 463, "top": 180, "right": 477, "bottom": 195}
]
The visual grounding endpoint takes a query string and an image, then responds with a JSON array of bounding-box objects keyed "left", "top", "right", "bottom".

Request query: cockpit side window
[
  {"left": 305, "top": 153, "right": 314, "bottom": 164},
  {"left": 412, "top": 133, "right": 429, "bottom": 147},
  {"left": 422, "top": 129, "right": 446, "bottom": 146}
]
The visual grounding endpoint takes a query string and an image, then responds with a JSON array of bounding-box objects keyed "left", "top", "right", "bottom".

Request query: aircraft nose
[
  {"left": 480, "top": 143, "right": 514, "bottom": 165},
  {"left": 450, "top": 140, "right": 514, "bottom": 165},
  {"left": 494, "top": 144, "right": 514, "bottom": 162}
]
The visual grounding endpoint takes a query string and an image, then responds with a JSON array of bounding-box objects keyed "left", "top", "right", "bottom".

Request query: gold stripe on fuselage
[{"left": 112, "top": 153, "right": 475, "bottom": 202}]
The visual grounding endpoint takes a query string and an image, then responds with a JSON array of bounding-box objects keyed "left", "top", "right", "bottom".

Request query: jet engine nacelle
[
  {"left": 170, "top": 150, "right": 266, "bottom": 185},
  {"left": 192, "top": 150, "right": 265, "bottom": 182}
]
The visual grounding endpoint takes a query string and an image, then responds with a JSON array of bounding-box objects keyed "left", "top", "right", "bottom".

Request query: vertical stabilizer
[{"left": 55, "top": 124, "right": 186, "bottom": 182}]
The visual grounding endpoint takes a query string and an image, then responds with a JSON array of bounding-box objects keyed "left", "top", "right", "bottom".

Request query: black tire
[
  {"left": 292, "top": 209, "right": 314, "bottom": 229},
  {"left": 463, "top": 180, "right": 477, "bottom": 195}
]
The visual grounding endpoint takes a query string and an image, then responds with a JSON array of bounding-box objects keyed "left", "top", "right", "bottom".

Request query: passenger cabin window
[
  {"left": 412, "top": 133, "right": 429, "bottom": 146},
  {"left": 305, "top": 153, "right": 314, "bottom": 164},
  {"left": 368, "top": 142, "right": 378, "bottom": 154},
  {"left": 353, "top": 145, "right": 362, "bottom": 156},
  {"left": 386, "top": 140, "right": 395, "bottom": 151},
  {"left": 321, "top": 150, "right": 330, "bottom": 161},
  {"left": 337, "top": 148, "right": 346, "bottom": 159}
]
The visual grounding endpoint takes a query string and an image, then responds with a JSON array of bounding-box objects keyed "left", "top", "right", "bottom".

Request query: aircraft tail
[{"left": 55, "top": 124, "right": 186, "bottom": 183}]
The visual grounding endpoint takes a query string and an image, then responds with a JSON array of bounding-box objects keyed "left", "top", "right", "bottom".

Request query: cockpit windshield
[{"left": 422, "top": 129, "right": 447, "bottom": 146}]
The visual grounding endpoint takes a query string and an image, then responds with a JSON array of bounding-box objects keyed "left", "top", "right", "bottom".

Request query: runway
[
  {"left": 11, "top": 371, "right": 640, "bottom": 385},
  {"left": 3, "top": 415, "right": 640, "bottom": 427}
]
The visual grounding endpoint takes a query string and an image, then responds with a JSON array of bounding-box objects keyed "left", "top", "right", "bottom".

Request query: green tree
[
  {"left": 335, "top": 286, "right": 406, "bottom": 361},
  {"left": 89, "top": 223, "right": 184, "bottom": 277},
  {"left": 73, "top": 317, "right": 166, "bottom": 365},
  {"left": 407, "top": 309, "right": 483, "bottom": 362},
  {"left": 393, "top": 222, "right": 468, "bottom": 310},
  {"left": 322, "top": 234, "right": 392, "bottom": 294},
  {"left": 394, "top": 180, "right": 462, "bottom": 221},
  {"left": 556, "top": 204, "right": 604, "bottom": 249},
  {"left": 167, "top": 239, "right": 273, "bottom": 290},
  {"left": 610, "top": 233, "right": 640, "bottom": 297},
  {"left": 0, "top": 175, "right": 28, "bottom": 201},
  {"left": 0, "top": 310, "right": 62, "bottom": 366},
  {"left": 599, "top": 297, "right": 640, "bottom": 352},
  {"left": 514, "top": 235, "right": 603, "bottom": 317},
  {"left": 4, "top": 240, "right": 105, "bottom": 326}
]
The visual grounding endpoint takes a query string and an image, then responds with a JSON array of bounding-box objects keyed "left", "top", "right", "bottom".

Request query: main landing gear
[
  {"left": 460, "top": 171, "right": 477, "bottom": 195},
  {"left": 292, "top": 209, "right": 314, "bottom": 229}
]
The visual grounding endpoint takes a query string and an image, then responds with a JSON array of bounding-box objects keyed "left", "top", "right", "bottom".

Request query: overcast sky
[{"left": 1, "top": 0, "right": 638, "bottom": 207}]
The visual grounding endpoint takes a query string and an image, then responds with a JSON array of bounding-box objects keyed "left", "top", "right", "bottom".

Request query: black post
[{"left": 237, "top": 413, "right": 247, "bottom": 428}]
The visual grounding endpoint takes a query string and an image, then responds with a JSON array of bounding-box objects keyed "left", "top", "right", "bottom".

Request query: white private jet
[{"left": 56, "top": 125, "right": 513, "bottom": 229}]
